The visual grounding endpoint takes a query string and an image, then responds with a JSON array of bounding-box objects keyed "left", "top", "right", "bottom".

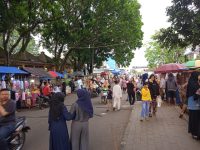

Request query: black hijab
[
  {"left": 49, "top": 92, "right": 65, "bottom": 121},
  {"left": 186, "top": 71, "right": 200, "bottom": 98}
]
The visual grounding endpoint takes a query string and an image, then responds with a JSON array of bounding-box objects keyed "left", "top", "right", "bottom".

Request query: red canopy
[
  {"left": 48, "top": 71, "right": 58, "bottom": 78},
  {"left": 100, "top": 72, "right": 108, "bottom": 76},
  {"left": 154, "top": 63, "right": 187, "bottom": 73}
]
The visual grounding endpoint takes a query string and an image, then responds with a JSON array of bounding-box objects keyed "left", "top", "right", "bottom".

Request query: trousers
[
  {"left": 113, "top": 97, "right": 121, "bottom": 110},
  {"left": 0, "top": 124, "right": 15, "bottom": 150}
]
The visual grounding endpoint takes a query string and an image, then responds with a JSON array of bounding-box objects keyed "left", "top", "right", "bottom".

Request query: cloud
[{"left": 129, "top": 0, "right": 172, "bottom": 68}]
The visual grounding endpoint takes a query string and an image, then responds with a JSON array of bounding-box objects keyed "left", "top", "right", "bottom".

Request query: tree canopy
[
  {"left": 155, "top": 0, "right": 200, "bottom": 49},
  {"left": 0, "top": 0, "right": 143, "bottom": 72},
  {"left": 145, "top": 33, "right": 185, "bottom": 68}
]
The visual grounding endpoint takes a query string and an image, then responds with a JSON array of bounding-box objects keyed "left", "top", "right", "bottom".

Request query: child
[
  {"left": 140, "top": 82, "right": 151, "bottom": 121},
  {"left": 106, "top": 85, "right": 113, "bottom": 111}
]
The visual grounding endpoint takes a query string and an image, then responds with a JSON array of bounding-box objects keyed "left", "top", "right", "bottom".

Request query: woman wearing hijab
[
  {"left": 186, "top": 71, "right": 200, "bottom": 140},
  {"left": 48, "top": 92, "right": 73, "bottom": 150},
  {"left": 70, "top": 89, "right": 93, "bottom": 150}
]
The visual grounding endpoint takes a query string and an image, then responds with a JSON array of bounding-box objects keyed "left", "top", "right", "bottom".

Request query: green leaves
[
  {"left": 0, "top": 0, "right": 143, "bottom": 71},
  {"left": 145, "top": 32, "right": 185, "bottom": 69},
  {"left": 157, "top": 0, "right": 200, "bottom": 49}
]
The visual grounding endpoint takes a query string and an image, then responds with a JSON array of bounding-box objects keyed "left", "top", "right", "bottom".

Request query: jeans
[
  {"left": 141, "top": 101, "right": 150, "bottom": 118},
  {"left": 0, "top": 124, "right": 15, "bottom": 150}
]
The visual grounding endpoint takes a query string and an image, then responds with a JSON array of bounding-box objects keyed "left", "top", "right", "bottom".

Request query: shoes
[
  {"left": 113, "top": 108, "right": 116, "bottom": 111},
  {"left": 140, "top": 118, "right": 143, "bottom": 122},
  {"left": 192, "top": 135, "right": 200, "bottom": 140},
  {"left": 149, "top": 114, "right": 152, "bottom": 117}
]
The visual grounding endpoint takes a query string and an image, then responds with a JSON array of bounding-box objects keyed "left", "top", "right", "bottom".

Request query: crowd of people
[
  {"left": 138, "top": 72, "right": 200, "bottom": 140},
  {"left": 0, "top": 71, "right": 200, "bottom": 150}
]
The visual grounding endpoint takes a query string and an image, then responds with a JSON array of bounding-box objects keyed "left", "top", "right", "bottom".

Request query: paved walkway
[{"left": 121, "top": 102, "right": 200, "bottom": 150}]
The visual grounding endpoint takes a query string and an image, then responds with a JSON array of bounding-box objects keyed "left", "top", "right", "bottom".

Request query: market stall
[
  {"left": 185, "top": 60, "right": 200, "bottom": 68},
  {"left": 22, "top": 67, "right": 52, "bottom": 107},
  {"left": 0, "top": 66, "right": 31, "bottom": 108}
]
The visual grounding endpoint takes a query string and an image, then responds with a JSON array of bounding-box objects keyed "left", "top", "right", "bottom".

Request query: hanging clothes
[
  {"left": 16, "top": 80, "right": 20, "bottom": 90},
  {"left": 22, "top": 92, "right": 26, "bottom": 101},
  {"left": 24, "top": 81, "right": 29, "bottom": 89},
  {"left": 1, "top": 80, "right": 6, "bottom": 89},
  {"left": 20, "top": 80, "right": 24, "bottom": 90}
]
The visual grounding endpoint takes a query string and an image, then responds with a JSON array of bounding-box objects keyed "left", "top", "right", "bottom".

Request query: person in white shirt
[
  {"left": 77, "top": 77, "right": 83, "bottom": 89},
  {"left": 160, "top": 74, "right": 166, "bottom": 100},
  {"left": 113, "top": 80, "right": 122, "bottom": 111}
]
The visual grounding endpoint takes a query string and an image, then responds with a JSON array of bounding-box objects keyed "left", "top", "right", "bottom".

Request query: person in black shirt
[
  {"left": 127, "top": 79, "right": 136, "bottom": 105},
  {"left": 148, "top": 74, "right": 160, "bottom": 117},
  {"left": 0, "top": 88, "right": 16, "bottom": 150},
  {"left": 106, "top": 85, "right": 113, "bottom": 111}
]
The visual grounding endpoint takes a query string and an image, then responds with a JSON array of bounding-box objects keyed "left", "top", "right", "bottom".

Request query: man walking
[{"left": 113, "top": 80, "right": 122, "bottom": 111}]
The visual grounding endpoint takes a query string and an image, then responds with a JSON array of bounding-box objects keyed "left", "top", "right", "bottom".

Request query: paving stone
[{"left": 122, "top": 102, "right": 200, "bottom": 150}]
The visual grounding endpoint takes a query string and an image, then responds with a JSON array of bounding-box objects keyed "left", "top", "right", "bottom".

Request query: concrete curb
[{"left": 120, "top": 103, "right": 138, "bottom": 150}]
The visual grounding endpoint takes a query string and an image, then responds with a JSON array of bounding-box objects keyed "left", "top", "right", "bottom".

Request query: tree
[
  {"left": 0, "top": 0, "right": 64, "bottom": 65},
  {"left": 155, "top": 0, "right": 200, "bottom": 49},
  {"left": 41, "top": 0, "right": 143, "bottom": 73},
  {"left": 0, "top": 0, "right": 143, "bottom": 71},
  {"left": 145, "top": 36, "right": 185, "bottom": 68}
]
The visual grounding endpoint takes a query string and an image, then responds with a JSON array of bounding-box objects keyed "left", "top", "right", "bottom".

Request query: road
[{"left": 17, "top": 93, "right": 131, "bottom": 150}]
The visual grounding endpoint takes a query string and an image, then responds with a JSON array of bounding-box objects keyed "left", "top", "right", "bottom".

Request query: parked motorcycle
[
  {"left": 7, "top": 116, "right": 30, "bottom": 150},
  {"left": 36, "top": 95, "right": 50, "bottom": 109}
]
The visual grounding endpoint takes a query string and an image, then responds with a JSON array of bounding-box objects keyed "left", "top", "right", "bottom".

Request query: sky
[{"left": 129, "top": 0, "right": 172, "bottom": 68}]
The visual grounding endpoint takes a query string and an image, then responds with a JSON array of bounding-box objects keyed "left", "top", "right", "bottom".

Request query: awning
[
  {"left": 0, "top": 66, "right": 28, "bottom": 74},
  {"left": 111, "top": 69, "right": 121, "bottom": 75},
  {"left": 185, "top": 60, "right": 200, "bottom": 68},
  {"left": 56, "top": 72, "right": 64, "bottom": 78},
  {"left": 23, "top": 67, "right": 51, "bottom": 78},
  {"left": 48, "top": 71, "right": 64, "bottom": 78}
]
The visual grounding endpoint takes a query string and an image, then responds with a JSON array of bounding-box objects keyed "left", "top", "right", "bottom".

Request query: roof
[
  {"left": 0, "top": 66, "right": 28, "bottom": 74},
  {"left": 12, "top": 51, "right": 40, "bottom": 62},
  {"left": 23, "top": 67, "right": 51, "bottom": 78},
  {"left": 38, "top": 52, "right": 53, "bottom": 63}
]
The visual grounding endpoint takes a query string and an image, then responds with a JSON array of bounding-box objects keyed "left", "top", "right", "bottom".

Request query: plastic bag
[{"left": 157, "top": 96, "right": 162, "bottom": 107}]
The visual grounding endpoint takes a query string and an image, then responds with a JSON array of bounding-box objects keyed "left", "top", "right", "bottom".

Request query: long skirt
[{"left": 188, "top": 110, "right": 200, "bottom": 137}]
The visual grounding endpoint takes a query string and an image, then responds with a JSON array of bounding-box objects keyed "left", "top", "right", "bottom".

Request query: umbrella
[
  {"left": 48, "top": 71, "right": 58, "bottom": 78},
  {"left": 100, "top": 72, "right": 108, "bottom": 76},
  {"left": 185, "top": 60, "right": 200, "bottom": 68},
  {"left": 154, "top": 63, "right": 187, "bottom": 73},
  {"left": 48, "top": 71, "right": 64, "bottom": 78}
]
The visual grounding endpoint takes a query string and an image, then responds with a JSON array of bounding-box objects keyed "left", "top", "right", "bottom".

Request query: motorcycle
[
  {"left": 36, "top": 95, "right": 50, "bottom": 109},
  {"left": 7, "top": 116, "right": 30, "bottom": 150},
  {"left": 101, "top": 88, "right": 108, "bottom": 104}
]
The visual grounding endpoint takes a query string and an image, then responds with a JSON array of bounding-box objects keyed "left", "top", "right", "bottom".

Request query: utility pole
[{"left": 91, "top": 46, "right": 94, "bottom": 74}]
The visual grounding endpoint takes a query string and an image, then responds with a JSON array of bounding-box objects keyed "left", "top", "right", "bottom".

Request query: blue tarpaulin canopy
[
  {"left": 111, "top": 69, "right": 121, "bottom": 75},
  {"left": 0, "top": 66, "right": 28, "bottom": 74},
  {"left": 56, "top": 72, "right": 64, "bottom": 78}
]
